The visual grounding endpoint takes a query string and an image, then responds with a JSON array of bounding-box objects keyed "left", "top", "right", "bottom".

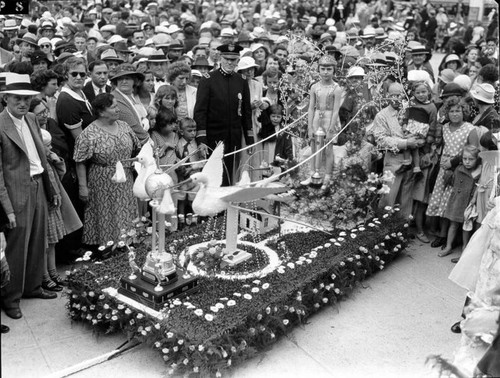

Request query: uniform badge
[
  {"left": 228, "top": 44, "right": 235, "bottom": 51},
  {"left": 203, "top": 72, "right": 210, "bottom": 78}
]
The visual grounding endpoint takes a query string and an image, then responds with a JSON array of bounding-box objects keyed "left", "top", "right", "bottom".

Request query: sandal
[
  {"left": 431, "top": 237, "right": 446, "bottom": 248},
  {"left": 42, "top": 279, "right": 62, "bottom": 292}
]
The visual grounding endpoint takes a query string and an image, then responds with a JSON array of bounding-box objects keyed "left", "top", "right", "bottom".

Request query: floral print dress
[
  {"left": 74, "top": 120, "right": 140, "bottom": 245},
  {"left": 426, "top": 122, "right": 475, "bottom": 217}
]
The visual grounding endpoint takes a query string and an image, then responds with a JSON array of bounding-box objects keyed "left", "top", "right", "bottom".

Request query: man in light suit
[{"left": 0, "top": 73, "right": 59, "bottom": 320}]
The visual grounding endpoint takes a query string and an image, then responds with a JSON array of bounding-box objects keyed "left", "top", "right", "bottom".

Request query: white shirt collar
[{"left": 6, "top": 109, "right": 25, "bottom": 129}]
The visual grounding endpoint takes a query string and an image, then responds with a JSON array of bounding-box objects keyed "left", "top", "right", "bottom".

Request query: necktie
[{"left": 99, "top": 88, "right": 104, "bottom": 94}]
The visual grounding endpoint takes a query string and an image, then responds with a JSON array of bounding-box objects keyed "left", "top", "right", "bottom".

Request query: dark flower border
[{"left": 66, "top": 209, "right": 409, "bottom": 377}]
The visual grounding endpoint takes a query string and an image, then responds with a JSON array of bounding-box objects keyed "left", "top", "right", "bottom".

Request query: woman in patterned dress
[
  {"left": 426, "top": 99, "right": 481, "bottom": 252},
  {"left": 74, "top": 93, "right": 140, "bottom": 246}
]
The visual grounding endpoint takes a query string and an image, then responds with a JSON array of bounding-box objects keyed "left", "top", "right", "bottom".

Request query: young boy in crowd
[{"left": 176, "top": 118, "right": 204, "bottom": 217}]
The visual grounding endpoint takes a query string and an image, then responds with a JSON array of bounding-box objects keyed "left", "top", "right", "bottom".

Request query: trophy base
[
  {"left": 141, "top": 269, "right": 178, "bottom": 286},
  {"left": 119, "top": 269, "right": 198, "bottom": 311},
  {"left": 222, "top": 249, "right": 252, "bottom": 267}
]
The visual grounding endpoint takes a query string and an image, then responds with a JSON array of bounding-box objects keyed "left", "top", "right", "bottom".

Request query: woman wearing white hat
[
  {"left": 470, "top": 83, "right": 500, "bottom": 131},
  {"left": 236, "top": 56, "right": 265, "bottom": 179}
]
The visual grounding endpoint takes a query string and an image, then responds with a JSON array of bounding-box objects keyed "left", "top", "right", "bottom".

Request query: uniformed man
[{"left": 194, "top": 43, "right": 254, "bottom": 185}]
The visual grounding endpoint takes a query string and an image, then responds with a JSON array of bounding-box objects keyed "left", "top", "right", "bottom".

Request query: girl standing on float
[{"left": 301, "top": 55, "right": 343, "bottom": 190}]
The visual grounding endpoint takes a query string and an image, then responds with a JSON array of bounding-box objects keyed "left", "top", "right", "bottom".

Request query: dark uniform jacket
[{"left": 194, "top": 68, "right": 254, "bottom": 151}]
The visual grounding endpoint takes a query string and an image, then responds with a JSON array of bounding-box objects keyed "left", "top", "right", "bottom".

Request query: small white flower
[
  {"left": 243, "top": 293, "right": 252, "bottom": 300},
  {"left": 324, "top": 243, "right": 331, "bottom": 248},
  {"left": 233, "top": 292, "right": 242, "bottom": 297},
  {"left": 227, "top": 300, "right": 236, "bottom": 306},
  {"left": 136, "top": 313, "right": 144, "bottom": 319},
  {"left": 166, "top": 332, "right": 174, "bottom": 338},
  {"left": 334, "top": 288, "right": 340, "bottom": 294},
  {"left": 334, "top": 242, "right": 341, "bottom": 247},
  {"left": 262, "top": 283, "right": 270, "bottom": 290},
  {"left": 162, "top": 348, "right": 169, "bottom": 354},
  {"left": 194, "top": 309, "right": 203, "bottom": 316},
  {"left": 210, "top": 306, "right": 219, "bottom": 313},
  {"left": 350, "top": 233, "right": 357, "bottom": 239},
  {"left": 287, "top": 262, "right": 295, "bottom": 269},
  {"left": 339, "top": 231, "right": 347, "bottom": 236},
  {"left": 283, "top": 319, "right": 289, "bottom": 325},
  {"left": 216, "top": 303, "right": 225, "bottom": 309},
  {"left": 251, "top": 287, "right": 259, "bottom": 293},
  {"left": 205, "top": 314, "right": 214, "bottom": 321}
]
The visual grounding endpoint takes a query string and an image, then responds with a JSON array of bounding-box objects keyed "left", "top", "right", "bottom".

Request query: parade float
[{"left": 66, "top": 36, "right": 413, "bottom": 377}]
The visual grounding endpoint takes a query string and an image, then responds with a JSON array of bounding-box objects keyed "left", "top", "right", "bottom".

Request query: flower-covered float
[{"left": 66, "top": 35, "right": 414, "bottom": 377}]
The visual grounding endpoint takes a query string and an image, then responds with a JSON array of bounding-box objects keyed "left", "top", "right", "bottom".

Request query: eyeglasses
[
  {"left": 70, "top": 71, "right": 87, "bottom": 78},
  {"left": 35, "top": 109, "right": 49, "bottom": 117},
  {"left": 41, "top": 44, "right": 51, "bottom": 48}
]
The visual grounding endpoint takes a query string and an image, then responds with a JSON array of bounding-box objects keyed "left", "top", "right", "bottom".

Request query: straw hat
[
  {"left": 470, "top": 83, "right": 495, "bottom": 104},
  {"left": 0, "top": 73, "right": 39, "bottom": 95},
  {"left": 101, "top": 48, "right": 125, "bottom": 63},
  {"left": 3, "top": 19, "right": 19, "bottom": 31}
]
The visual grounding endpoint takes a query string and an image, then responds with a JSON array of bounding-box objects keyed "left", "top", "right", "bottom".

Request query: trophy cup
[{"left": 311, "top": 128, "right": 326, "bottom": 185}]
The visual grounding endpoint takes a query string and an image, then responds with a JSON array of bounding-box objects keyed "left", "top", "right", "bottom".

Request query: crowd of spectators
[{"left": 0, "top": 4, "right": 499, "bottom": 368}]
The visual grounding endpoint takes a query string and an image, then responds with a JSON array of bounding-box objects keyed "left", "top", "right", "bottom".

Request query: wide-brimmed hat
[
  {"left": 110, "top": 63, "right": 145, "bottom": 81},
  {"left": 410, "top": 44, "right": 429, "bottom": 55},
  {"left": 237, "top": 31, "right": 253, "bottom": 44},
  {"left": 319, "top": 33, "right": 334, "bottom": 43},
  {"left": 364, "top": 52, "right": 387, "bottom": 66},
  {"left": 361, "top": 26, "right": 376, "bottom": 38},
  {"left": 250, "top": 43, "right": 269, "bottom": 54},
  {"left": 470, "top": 83, "right": 495, "bottom": 104},
  {"left": 438, "top": 68, "right": 457, "bottom": 84},
  {"left": 444, "top": 54, "right": 461, "bottom": 66},
  {"left": 339, "top": 45, "right": 360, "bottom": 58},
  {"left": 148, "top": 50, "right": 170, "bottom": 62},
  {"left": 41, "top": 20, "right": 56, "bottom": 30},
  {"left": 220, "top": 28, "right": 235, "bottom": 38},
  {"left": 100, "top": 25, "right": 116, "bottom": 34},
  {"left": 0, "top": 73, "right": 39, "bottom": 95},
  {"left": 440, "top": 83, "right": 465, "bottom": 98},
  {"left": 374, "top": 27, "right": 388, "bottom": 40},
  {"left": 169, "top": 39, "right": 184, "bottom": 50},
  {"left": 192, "top": 56, "right": 213, "bottom": 69},
  {"left": 37, "top": 37, "right": 52, "bottom": 47},
  {"left": 31, "top": 50, "right": 50, "bottom": 64},
  {"left": 101, "top": 48, "right": 125, "bottom": 62},
  {"left": 236, "top": 56, "right": 259, "bottom": 71},
  {"left": 16, "top": 32, "right": 38, "bottom": 46},
  {"left": 3, "top": 19, "right": 19, "bottom": 31},
  {"left": 108, "top": 35, "right": 126, "bottom": 45},
  {"left": 347, "top": 66, "right": 365, "bottom": 77}
]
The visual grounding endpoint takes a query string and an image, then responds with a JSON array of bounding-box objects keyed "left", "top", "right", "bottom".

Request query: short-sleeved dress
[
  {"left": 74, "top": 120, "right": 140, "bottom": 245},
  {"left": 426, "top": 122, "right": 475, "bottom": 217}
]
